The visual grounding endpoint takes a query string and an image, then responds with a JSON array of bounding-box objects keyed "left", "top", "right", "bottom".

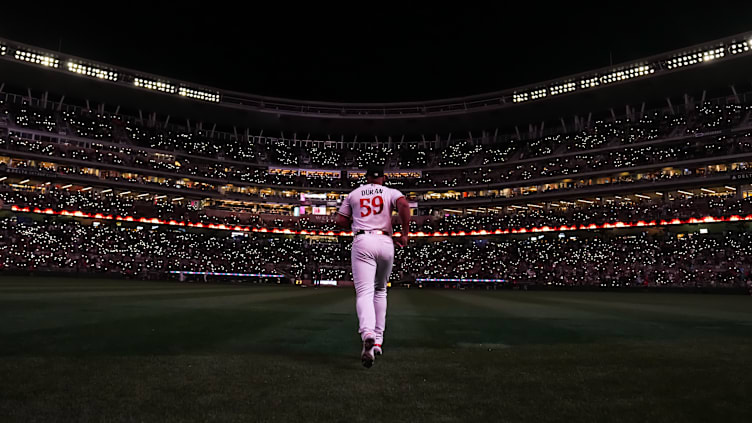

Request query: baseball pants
[{"left": 351, "top": 234, "right": 394, "bottom": 344}]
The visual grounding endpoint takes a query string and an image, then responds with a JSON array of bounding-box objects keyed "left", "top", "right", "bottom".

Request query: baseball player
[{"left": 336, "top": 166, "right": 411, "bottom": 368}]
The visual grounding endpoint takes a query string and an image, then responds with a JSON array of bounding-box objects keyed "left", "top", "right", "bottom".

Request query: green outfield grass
[{"left": 1, "top": 276, "right": 751, "bottom": 422}]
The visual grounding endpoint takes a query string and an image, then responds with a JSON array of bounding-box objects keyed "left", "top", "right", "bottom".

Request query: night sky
[{"left": 2, "top": 4, "right": 751, "bottom": 102}]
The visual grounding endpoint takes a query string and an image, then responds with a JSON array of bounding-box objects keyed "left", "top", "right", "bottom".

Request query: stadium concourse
[{"left": 1, "top": 33, "right": 752, "bottom": 293}]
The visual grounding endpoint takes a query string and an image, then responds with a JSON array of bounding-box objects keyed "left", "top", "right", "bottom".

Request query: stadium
[{"left": 1, "top": 9, "right": 752, "bottom": 422}]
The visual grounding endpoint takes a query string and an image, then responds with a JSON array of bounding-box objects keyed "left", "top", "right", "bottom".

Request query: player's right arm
[{"left": 395, "top": 196, "right": 411, "bottom": 247}]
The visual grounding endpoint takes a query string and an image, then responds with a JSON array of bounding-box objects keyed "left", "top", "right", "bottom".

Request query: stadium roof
[{"left": 1, "top": 32, "right": 751, "bottom": 136}]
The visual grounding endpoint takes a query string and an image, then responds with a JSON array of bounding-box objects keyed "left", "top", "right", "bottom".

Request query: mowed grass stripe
[
  {"left": 462, "top": 291, "right": 750, "bottom": 341},
  {"left": 0, "top": 287, "right": 334, "bottom": 353}
]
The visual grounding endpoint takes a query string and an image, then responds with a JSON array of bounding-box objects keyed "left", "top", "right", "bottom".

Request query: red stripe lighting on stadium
[
  {"left": 9, "top": 205, "right": 752, "bottom": 237},
  {"left": 168, "top": 271, "right": 283, "bottom": 277},
  {"left": 418, "top": 278, "right": 507, "bottom": 283}
]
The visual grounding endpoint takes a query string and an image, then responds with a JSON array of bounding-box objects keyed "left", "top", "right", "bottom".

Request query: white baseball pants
[{"left": 351, "top": 234, "right": 394, "bottom": 344}]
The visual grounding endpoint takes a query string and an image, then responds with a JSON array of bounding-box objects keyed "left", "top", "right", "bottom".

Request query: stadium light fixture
[
  {"left": 61, "top": 184, "right": 72, "bottom": 189},
  {"left": 725, "top": 186, "right": 737, "bottom": 191},
  {"left": 729, "top": 40, "right": 751, "bottom": 55},
  {"left": 678, "top": 190, "right": 693, "bottom": 196},
  {"left": 0, "top": 44, "right": 6, "bottom": 56},
  {"left": 134, "top": 77, "right": 176, "bottom": 94},
  {"left": 577, "top": 199, "right": 594, "bottom": 204},
  {"left": 599, "top": 65, "right": 654, "bottom": 84},
  {"left": 19, "top": 179, "right": 30, "bottom": 184},
  {"left": 530, "top": 88, "right": 547, "bottom": 100},
  {"left": 178, "top": 86, "right": 220, "bottom": 103},
  {"left": 580, "top": 76, "right": 600, "bottom": 89},
  {"left": 14, "top": 49, "right": 59, "bottom": 68},
  {"left": 154, "top": 195, "right": 167, "bottom": 200},
  {"left": 172, "top": 197, "right": 185, "bottom": 202},
  {"left": 119, "top": 191, "right": 131, "bottom": 196},
  {"left": 81, "top": 187, "right": 92, "bottom": 191},
  {"left": 0, "top": 177, "right": 7, "bottom": 181},
  {"left": 550, "top": 82, "right": 576, "bottom": 96},
  {"left": 666, "top": 47, "right": 725, "bottom": 69},
  {"left": 655, "top": 192, "right": 663, "bottom": 195},
  {"left": 512, "top": 92, "right": 529, "bottom": 103},
  {"left": 700, "top": 188, "right": 715, "bottom": 193},
  {"left": 101, "top": 189, "right": 113, "bottom": 193},
  {"left": 527, "top": 204, "right": 544, "bottom": 208},
  {"left": 635, "top": 194, "right": 650, "bottom": 199},
  {"left": 67, "top": 62, "right": 118, "bottom": 81},
  {"left": 137, "top": 193, "right": 149, "bottom": 198}
]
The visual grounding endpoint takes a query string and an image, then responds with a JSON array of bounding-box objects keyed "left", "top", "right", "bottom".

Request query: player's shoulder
[{"left": 388, "top": 186, "right": 405, "bottom": 198}]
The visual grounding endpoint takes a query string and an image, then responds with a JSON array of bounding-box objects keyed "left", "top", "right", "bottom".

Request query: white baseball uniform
[{"left": 338, "top": 183, "right": 405, "bottom": 345}]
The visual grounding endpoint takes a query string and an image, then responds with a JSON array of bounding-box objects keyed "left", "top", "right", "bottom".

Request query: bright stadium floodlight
[
  {"left": 67, "top": 62, "right": 118, "bottom": 81},
  {"left": 599, "top": 65, "right": 654, "bottom": 84},
  {"left": 133, "top": 77, "right": 176, "bottom": 94},
  {"left": 550, "top": 81, "right": 576, "bottom": 96},
  {"left": 14, "top": 49, "right": 59, "bottom": 68},
  {"left": 530, "top": 88, "right": 547, "bottom": 100},
  {"left": 0, "top": 44, "right": 6, "bottom": 56},
  {"left": 729, "top": 40, "right": 751, "bottom": 54},
  {"left": 666, "top": 47, "right": 725, "bottom": 69},
  {"left": 580, "top": 76, "right": 600, "bottom": 89},
  {"left": 512, "top": 92, "right": 529, "bottom": 103},
  {"left": 178, "top": 86, "right": 220, "bottom": 103}
]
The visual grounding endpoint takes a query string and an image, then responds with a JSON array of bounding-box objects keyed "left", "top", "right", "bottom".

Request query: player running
[{"left": 336, "top": 166, "right": 411, "bottom": 368}]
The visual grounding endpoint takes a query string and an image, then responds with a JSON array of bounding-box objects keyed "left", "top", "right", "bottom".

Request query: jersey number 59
[{"left": 360, "top": 196, "right": 384, "bottom": 217}]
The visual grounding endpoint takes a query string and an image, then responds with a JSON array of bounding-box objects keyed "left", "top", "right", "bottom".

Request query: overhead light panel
[
  {"left": 550, "top": 82, "right": 576, "bottom": 96},
  {"left": 729, "top": 40, "right": 751, "bottom": 55},
  {"left": 134, "top": 77, "right": 176, "bottom": 94},
  {"left": 67, "top": 62, "right": 118, "bottom": 81},
  {"left": 14, "top": 49, "right": 59, "bottom": 68},
  {"left": 599, "top": 65, "right": 654, "bottom": 84},
  {"left": 178, "top": 87, "right": 220, "bottom": 103},
  {"left": 666, "top": 47, "right": 725, "bottom": 69},
  {"left": 512, "top": 92, "right": 529, "bottom": 103}
]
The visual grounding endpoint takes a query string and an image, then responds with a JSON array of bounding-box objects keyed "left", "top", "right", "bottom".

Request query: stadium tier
[{"left": 1, "top": 33, "right": 752, "bottom": 287}]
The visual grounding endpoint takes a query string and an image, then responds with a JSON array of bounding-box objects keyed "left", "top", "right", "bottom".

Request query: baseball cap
[{"left": 365, "top": 166, "right": 384, "bottom": 178}]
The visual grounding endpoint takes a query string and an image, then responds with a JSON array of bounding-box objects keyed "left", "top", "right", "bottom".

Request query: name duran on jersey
[{"left": 338, "top": 183, "right": 405, "bottom": 234}]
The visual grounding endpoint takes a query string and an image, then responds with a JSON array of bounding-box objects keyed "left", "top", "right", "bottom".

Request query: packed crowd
[
  {"left": 2, "top": 97, "right": 750, "bottom": 192},
  {"left": 2, "top": 185, "right": 750, "bottom": 231},
  {"left": 1, "top": 215, "right": 750, "bottom": 289}
]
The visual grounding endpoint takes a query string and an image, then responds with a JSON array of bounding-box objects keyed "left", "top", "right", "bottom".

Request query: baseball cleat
[
  {"left": 361, "top": 337, "right": 375, "bottom": 368},
  {"left": 373, "top": 344, "right": 383, "bottom": 356}
]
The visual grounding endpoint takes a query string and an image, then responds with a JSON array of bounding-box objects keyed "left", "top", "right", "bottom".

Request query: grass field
[{"left": 1, "top": 277, "right": 751, "bottom": 422}]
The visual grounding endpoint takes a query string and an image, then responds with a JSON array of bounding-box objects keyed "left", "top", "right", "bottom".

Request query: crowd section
[
  {"left": 2, "top": 186, "right": 750, "bottom": 231},
  {"left": 1, "top": 215, "right": 750, "bottom": 289},
  {"left": 2, "top": 98, "right": 750, "bottom": 191}
]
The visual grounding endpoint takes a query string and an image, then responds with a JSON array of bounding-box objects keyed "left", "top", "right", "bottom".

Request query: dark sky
[{"left": 2, "top": 4, "right": 751, "bottom": 102}]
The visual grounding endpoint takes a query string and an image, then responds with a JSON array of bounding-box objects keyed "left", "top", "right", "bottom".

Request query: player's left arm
[
  {"left": 335, "top": 213, "right": 351, "bottom": 228},
  {"left": 335, "top": 195, "right": 352, "bottom": 229}
]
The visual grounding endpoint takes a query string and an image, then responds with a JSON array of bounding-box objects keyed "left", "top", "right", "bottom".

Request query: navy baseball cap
[{"left": 366, "top": 166, "right": 384, "bottom": 178}]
